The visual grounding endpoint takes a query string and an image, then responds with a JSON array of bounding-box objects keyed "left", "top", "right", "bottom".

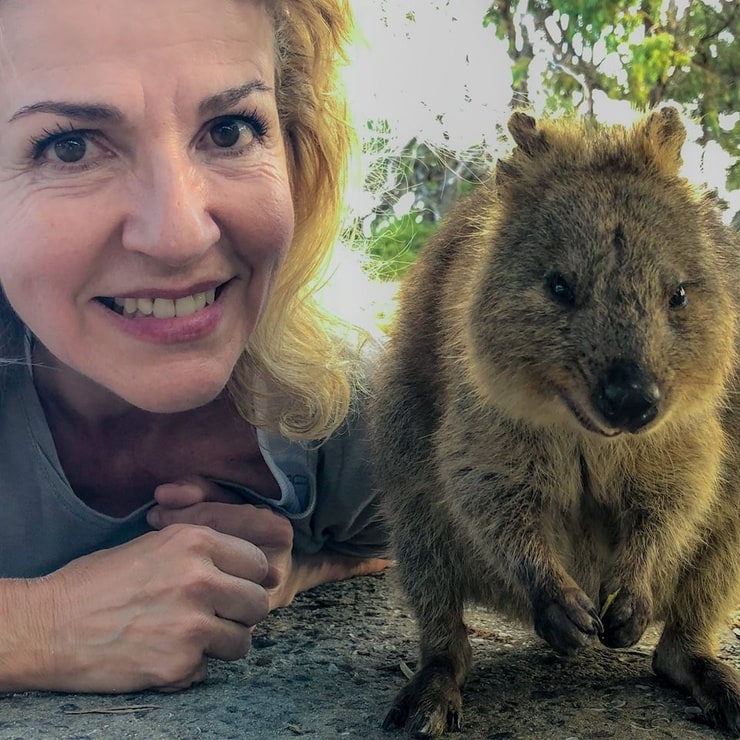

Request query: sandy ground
[{"left": 2, "top": 570, "right": 739, "bottom": 740}]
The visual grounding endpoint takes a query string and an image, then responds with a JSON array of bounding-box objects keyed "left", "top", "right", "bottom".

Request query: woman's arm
[{"left": 275, "top": 550, "right": 390, "bottom": 609}]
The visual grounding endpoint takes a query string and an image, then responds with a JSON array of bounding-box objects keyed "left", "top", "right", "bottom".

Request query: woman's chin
[{"left": 117, "top": 379, "right": 228, "bottom": 414}]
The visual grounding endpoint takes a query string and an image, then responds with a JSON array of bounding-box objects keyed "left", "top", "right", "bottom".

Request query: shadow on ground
[{"left": 2, "top": 571, "right": 739, "bottom": 739}]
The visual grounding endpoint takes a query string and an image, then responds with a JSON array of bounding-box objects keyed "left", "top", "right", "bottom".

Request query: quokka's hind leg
[
  {"left": 383, "top": 601, "right": 471, "bottom": 738},
  {"left": 382, "top": 514, "right": 473, "bottom": 738},
  {"left": 653, "top": 517, "right": 740, "bottom": 735}
]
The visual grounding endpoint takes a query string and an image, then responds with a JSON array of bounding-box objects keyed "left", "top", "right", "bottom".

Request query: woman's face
[{"left": 0, "top": 0, "right": 295, "bottom": 413}]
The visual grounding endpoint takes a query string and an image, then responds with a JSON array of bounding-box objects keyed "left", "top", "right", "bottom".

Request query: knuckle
[
  {"left": 223, "top": 541, "right": 269, "bottom": 585},
  {"left": 180, "top": 566, "right": 220, "bottom": 599},
  {"left": 176, "top": 612, "right": 214, "bottom": 644},
  {"left": 248, "top": 506, "right": 293, "bottom": 547},
  {"left": 263, "top": 561, "right": 288, "bottom": 590},
  {"left": 249, "top": 546, "right": 270, "bottom": 581},
  {"left": 169, "top": 522, "right": 214, "bottom": 550},
  {"left": 152, "top": 651, "right": 204, "bottom": 687},
  {"left": 197, "top": 506, "right": 226, "bottom": 531},
  {"left": 263, "top": 514, "right": 293, "bottom": 549}
]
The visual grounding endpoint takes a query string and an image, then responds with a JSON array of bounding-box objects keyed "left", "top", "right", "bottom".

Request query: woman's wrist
[
  {"left": 0, "top": 571, "right": 82, "bottom": 693},
  {"left": 0, "top": 576, "right": 54, "bottom": 692}
]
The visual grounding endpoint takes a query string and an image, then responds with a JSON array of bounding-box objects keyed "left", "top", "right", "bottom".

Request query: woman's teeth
[{"left": 111, "top": 289, "right": 216, "bottom": 318}]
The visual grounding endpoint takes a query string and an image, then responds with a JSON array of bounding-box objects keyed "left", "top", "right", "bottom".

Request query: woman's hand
[
  {"left": 149, "top": 477, "right": 295, "bottom": 608},
  {"left": 1, "top": 523, "right": 269, "bottom": 694},
  {"left": 149, "top": 477, "right": 390, "bottom": 610}
]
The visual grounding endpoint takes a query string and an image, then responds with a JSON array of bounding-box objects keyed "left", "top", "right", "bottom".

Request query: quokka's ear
[
  {"left": 507, "top": 111, "right": 549, "bottom": 157},
  {"left": 642, "top": 106, "right": 686, "bottom": 174},
  {"left": 494, "top": 157, "right": 520, "bottom": 186}
]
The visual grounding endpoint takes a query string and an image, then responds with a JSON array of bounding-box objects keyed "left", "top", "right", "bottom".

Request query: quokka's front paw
[
  {"left": 532, "top": 586, "right": 603, "bottom": 656},
  {"left": 599, "top": 583, "right": 652, "bottom": 648},
  {"left": 383, "top": 660, "right": 462, "bottom": 738}
]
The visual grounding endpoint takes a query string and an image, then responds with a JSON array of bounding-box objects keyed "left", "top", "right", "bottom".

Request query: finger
[
  {"left": 157, "top": 524, "right": 271, "bottom": 584},
  {"left": 148, "top": 501, "right": 244, "bottom": 531},
  {"left": 149, "top": 503, "right": 294, "bottom": 550},
  {"left": 154, "top": 477, "right": 242, "bottom": 508},
  {"left": 205, "top": 622, "right": 256, "bottom": 662},
  {"left": 155, "top": 658, "right": 209, "bottom": 692},
  {"left": 210, "top": 571, "right": 270, "bottom": 626},
  {"left": 202, "top": 528, "right": 271, "bottom": 585}
]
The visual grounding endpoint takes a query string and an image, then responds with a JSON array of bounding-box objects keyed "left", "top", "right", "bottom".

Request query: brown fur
[{"left": 370, "top": 108, "right": 740, "bottom": 738}]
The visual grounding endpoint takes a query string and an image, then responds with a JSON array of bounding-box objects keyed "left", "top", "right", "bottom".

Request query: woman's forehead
[
  {"left": 0, "top": 0, "right": 277, "bottom": 113},
  {"left": 0, "top": 0, "right": 274, "bottom": 72}
]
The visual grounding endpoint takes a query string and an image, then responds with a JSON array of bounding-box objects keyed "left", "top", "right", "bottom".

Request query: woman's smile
[
  {"left": 94, "top": 280, "right": 233, "bottom": 345},
  {"left": 101, "top": 288, "right": 219, "bottom": 319}
]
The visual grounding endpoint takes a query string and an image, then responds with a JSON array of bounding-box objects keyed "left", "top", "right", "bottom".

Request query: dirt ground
[{"left": 2, "top": 570, "right": 739, "bottom": 739}]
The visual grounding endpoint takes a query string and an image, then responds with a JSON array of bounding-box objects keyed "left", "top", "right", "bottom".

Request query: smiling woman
[{"left": 0, "top": 0, "right": 388, "bottom": 694}]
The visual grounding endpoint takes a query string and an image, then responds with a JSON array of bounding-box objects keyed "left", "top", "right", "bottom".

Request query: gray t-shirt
[{"left": 0, "top": 360, "right": 387, "bottom": 578}]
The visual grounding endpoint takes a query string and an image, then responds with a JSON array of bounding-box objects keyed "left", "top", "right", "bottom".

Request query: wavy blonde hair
[{"left": 227, "top": 0, "right": 363, "bottom": 440}]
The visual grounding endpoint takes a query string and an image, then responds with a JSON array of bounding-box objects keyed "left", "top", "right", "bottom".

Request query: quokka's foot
[
  {"left": 532, "top": 586, "right": 603, "bottom": 656},
  {"left": 599, "top": 584, "right": 652, "bottom": 648},
  {"left": 383, "top": 659, "right": 463, "bottom": 738},
  {"left": 685, "top": 657, "right": 740, "bottom": 736},
  {"left": 654, "top": 641, "right": 740, "bottom": 736}
]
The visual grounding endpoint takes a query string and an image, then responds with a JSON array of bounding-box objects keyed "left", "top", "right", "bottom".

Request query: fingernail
[{"left": 147, "top": 509, "right": 161, "bottom": 527}]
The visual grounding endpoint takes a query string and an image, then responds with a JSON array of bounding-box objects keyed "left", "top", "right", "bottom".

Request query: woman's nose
[{"left": 121, "top": 150, "right": 221, "bottom": 265}]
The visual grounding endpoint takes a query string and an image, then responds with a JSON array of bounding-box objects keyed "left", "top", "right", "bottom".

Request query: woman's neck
[
  {"left": 29, "top": 340, "right": 281, "bottom": 518},
  {"left": 30, "top": 340, "right": 219, "bottom": 436}
]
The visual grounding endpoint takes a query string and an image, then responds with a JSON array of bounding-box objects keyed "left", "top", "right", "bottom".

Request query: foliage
[
  {"left": 365, "top": 210, "right": 440, "bottom": 281},
  {"left": 350, "top": 129, "right": 490, "bottom": 280},
  {"left": 484, "top": 0, "right": 739, "bottom": 188}
]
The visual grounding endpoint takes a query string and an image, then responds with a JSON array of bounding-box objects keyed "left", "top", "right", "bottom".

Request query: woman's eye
[
  {"left": 51, "top": 135, "right": 87, "bottom": 163},
  {"left": 31, "top": 128, "right": 106, "bottom": 167},
  {"left": 201, "top": 113, "right": 268, "bottom": 153},
  {"left": 209, "top": 119, "right": 253, "bottom": 148}
]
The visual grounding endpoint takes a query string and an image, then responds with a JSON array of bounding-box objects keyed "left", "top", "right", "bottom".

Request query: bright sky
[{"left": 345, "top": 1, "right": 511, "bottom": 153}]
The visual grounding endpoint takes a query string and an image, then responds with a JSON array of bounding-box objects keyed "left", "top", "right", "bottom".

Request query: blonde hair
[{"left": 228, "top": 0, "right": 362, "bottom": 440}]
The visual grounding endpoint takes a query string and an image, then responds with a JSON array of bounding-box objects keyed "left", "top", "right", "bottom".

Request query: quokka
[{"left": 370, "top": 107, "right": 740, "bottom": 738}]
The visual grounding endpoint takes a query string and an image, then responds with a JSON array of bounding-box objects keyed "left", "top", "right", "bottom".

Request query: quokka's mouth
[{"left": 556, "top": 387, "right": 623, "bottom": 438}]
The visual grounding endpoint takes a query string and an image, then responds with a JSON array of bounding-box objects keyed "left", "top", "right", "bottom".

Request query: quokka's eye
[
  {"left": 669, "top": 284, "right": 688, "bottom": 310},
  {"left": 547, "top": 272, "right": 576, "bottom": 306}
]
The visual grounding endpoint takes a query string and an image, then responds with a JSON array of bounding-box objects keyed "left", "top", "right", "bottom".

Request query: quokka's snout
[{"left": 590, "top": 359, "right": 661, "bottom": 433}]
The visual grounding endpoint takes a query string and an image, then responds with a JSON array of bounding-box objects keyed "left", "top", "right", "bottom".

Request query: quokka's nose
[{"left": 592, "top": 361, "right": 661, "bottom": 432}]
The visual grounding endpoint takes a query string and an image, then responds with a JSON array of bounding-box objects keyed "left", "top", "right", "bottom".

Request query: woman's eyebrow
[
  {"left": 9, "top": 101, "right": 124, "bottom": 124},
  {"left": 198, "top": 80, "right": 273, "bottom": 117},
  {"left": 8, "top": 81, "right": 274, "bottom": 124}
]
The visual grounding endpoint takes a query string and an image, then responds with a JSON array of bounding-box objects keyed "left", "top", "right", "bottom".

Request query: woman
[{"left": 0, "top": 0, "right": 388, "bottom": 693}]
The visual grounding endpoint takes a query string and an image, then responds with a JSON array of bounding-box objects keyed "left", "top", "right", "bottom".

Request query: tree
[
  {"left": 484, "top": 0, "right": 739, "bottom": 190},
  {"left": 357, "top": 130, "right": 490, "bottom": 280}
]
